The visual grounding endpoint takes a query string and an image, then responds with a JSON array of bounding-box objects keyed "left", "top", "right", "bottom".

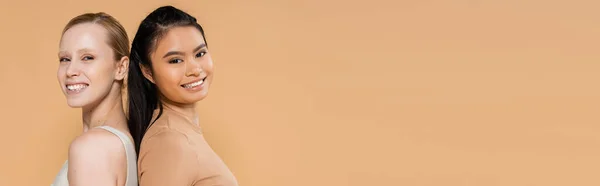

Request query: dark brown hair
[{"left": 127, "top": 6, "right": 207, "bottom": 154}]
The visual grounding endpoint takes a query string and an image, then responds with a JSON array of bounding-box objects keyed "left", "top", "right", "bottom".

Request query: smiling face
[
  {"left": 142, "top": 26, "right": 214, "bottom": 105},
  {"left": 57, "top": 23, "right": 121, "bottom": 108}
]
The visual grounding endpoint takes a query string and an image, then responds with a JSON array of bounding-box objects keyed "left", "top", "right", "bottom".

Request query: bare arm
[
  {"left": 67, "top": 129, "right": 124, "bottom": 186},
  {"left": 138, "top": 131, "right": 199, "bottom": 186}
]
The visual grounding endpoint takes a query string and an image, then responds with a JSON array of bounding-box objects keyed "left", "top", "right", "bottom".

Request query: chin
[
  {"left": 66, "top": 102, "right": 84, "bottom": 108},
  {"left": 186, "top": 97, "right": 206, "bottom": 104},
  {"left": 66, "top": 99, "right": 89, "bottom": 108},
  {"left": 186, "top": 93, "right": 209, "bottom": 103}
]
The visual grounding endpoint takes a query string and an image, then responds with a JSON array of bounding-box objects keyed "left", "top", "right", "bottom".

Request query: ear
[
  {"left": 114, "top": 56, "right": 129, "bottom": 81},
  {"left": 140, "top": 64, "right": 155, "bottom": 84}
]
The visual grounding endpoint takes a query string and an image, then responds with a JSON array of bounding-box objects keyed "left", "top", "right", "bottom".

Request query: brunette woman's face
[
  {"left": 143, "top": 26, "right": 214, "bottom": 105},
  {"left": 57, "top": 23, "right": 127, "bottom": 108}
]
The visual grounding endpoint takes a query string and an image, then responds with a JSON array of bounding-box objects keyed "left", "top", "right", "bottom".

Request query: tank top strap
[{"left": 95, "top": 126, "right": 138, "bottom": 186}]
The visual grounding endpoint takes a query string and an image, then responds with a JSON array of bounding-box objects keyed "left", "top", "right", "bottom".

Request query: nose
[
  {"left": 185, "top": 58, "right": 202, "bottom": 77},
  {"left": 65, "top": 61, "right": 81, "bottom": 77}
]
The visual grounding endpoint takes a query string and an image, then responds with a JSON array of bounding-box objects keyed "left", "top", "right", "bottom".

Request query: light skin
[
  {"left": 57, "top": 23, "right": 130, "bottom": 186},
  {"left": 142, "top": 26, "right": 214, "bottom": 122}
]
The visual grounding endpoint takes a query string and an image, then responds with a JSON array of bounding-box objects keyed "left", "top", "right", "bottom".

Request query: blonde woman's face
[{"left": 57, "top": 23, "right": 121, "bottom": 109}]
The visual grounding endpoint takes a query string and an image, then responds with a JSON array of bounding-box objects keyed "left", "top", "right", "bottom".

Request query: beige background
[{"left": 1, "top": 0, "right": 599, "bottom": 185}]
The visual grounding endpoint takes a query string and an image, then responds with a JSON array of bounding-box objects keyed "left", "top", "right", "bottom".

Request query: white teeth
[
  {"left": 183, "top": 79, "right": 204, "bottom": 88},
  {"left": 67, "top": 84, "right": 88, "bottom": 91}
]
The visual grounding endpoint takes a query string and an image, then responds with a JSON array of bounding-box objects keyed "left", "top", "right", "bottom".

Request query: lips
[{"left": 181, "top": 77, "right": 206, "bottom": 89}]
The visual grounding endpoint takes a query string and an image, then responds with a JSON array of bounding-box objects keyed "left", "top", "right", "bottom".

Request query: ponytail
[{"left": 127, "top": 5, "right": 206, "bottom": 155}]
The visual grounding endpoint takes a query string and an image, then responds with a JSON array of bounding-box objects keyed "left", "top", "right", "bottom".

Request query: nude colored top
[
  {"left": 51, "top": 126, "right": 138, "bottom": 186},
  {"left": 137, "top": 106, "right": 238, "bottom": 186}
]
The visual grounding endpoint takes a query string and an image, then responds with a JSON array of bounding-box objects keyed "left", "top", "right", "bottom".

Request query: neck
[
  {"left": 81, "top": 84, "right": 127, "bottom": 132},
  {"left": 161, "top": 96, "right": 199, "bottom": 125}
]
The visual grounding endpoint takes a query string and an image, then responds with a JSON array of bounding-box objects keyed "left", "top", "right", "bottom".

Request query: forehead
[
  {"left": 154, "top": 26, "right": 206, "bottom": 53},
  {"left": 59, "top": 23, "right": 110, "bottom": 52}
]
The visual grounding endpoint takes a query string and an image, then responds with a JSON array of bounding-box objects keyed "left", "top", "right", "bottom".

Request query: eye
[
  {"left": 82, "top": 55, "right": 94, "bottom": 61},
  {"left": 169, "top": 58, "right": 183, "bottom": 64},
  {"left": 195, "top": 51, "right": 206, "bottom": 58},
  {"left": 59, "top": 57, "right": 70, "bottom": 63}
]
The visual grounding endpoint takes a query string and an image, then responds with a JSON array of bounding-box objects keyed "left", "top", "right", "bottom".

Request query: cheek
[
  {"left": 202, "top": 58, "right": 214, "bottom": 74},
  {"left": 87, "top": 62, "right": 116, "bottom": 87},
  {"left": 154, "top": 65, "right": 184, "bottom": 90},
  {"left": 57, "top": 66, "right": 66, "bottom": 83}
]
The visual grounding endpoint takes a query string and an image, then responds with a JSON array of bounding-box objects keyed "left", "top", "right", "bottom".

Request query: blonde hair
[{"left": 61, "top": 12, "right": 129, "bottom": 60}]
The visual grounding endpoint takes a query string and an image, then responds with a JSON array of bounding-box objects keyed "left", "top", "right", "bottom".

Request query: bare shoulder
[
  {"left": 67, "top": 128, "right": 125, "bottom": 185},
  {"left": 68, "top": 128, "right": 125, "bottom": 163}
]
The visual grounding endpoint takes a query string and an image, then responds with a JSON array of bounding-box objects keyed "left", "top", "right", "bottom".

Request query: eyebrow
[
  {"left": 58, "top": 48, "right": 94, "bottom": 57},
  {"left": 162, "top": 43, "right": 207, "bottom": 59},
  {"left": 77, "top": 48, "right": 94, "bottom": 53}
]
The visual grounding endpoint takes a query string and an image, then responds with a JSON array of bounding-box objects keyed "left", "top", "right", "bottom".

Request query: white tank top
[{"left": 51, "top": 126, "right": 138, "bottom": 186}]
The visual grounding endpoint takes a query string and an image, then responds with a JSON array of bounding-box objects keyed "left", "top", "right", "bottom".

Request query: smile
[
  {"left": 66, "top": 83, "right": 89, "bottom": 93},
  {"left": 181, "top": 77, "right": 206, "bottom": 89}
]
